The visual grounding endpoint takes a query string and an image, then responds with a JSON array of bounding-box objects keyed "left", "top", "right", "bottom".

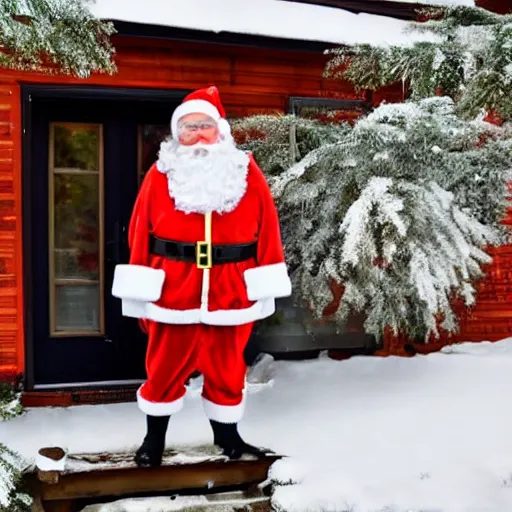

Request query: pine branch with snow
[
  {"left": 0, "top": 0, "right": 116, "bottom": 77},
  {"left": 325, "top": 5, "right": 512, "bottom": 121},
  {"left": 0, "top": 444, "right": 30, "bottom": 512},
  {"left": 266, "top": 97, "right": 510, "bottom": 342},
  {"left": 0, "top": 384, "right": 22, "bottom": 422},
  {"left": 231, "top": 114, "right": 349, "bottom": 176}
]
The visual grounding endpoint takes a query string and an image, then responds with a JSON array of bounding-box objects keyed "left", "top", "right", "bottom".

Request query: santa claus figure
[{"left": 112, "top": 86, "right": 292, "bottom": 467}]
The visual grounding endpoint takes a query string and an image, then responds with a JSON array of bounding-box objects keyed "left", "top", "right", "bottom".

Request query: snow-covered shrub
[
  {"left": 231, "top": 114, "right": 349, "bottom": 176},
  {"left": 243, "top": 97, "right": 511, "bottom": 342},
  {"left": 0, "top": 384, "right": 23, "bottom": 422},
  {"left": 0, "top": 444, "right": 31, "bottom": 512}
]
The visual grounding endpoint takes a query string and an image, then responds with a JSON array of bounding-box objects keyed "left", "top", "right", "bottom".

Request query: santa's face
[
  {"left": 156, "top": 112, "right": 250, "bottom": 215},
  {"left": 177, "top": 113, "right": 220, "bottom": 146}
]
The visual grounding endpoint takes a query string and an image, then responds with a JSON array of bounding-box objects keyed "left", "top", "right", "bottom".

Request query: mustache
[{"left": 174, "top": 141, "right": 228, "bottom": 157}]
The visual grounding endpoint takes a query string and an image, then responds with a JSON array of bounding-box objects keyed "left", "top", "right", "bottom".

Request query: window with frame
[
  {"left": 288, "top": 96, "right": 370, "bottom": 125},
  {"left": 49, "top": 122, "right": 104, "bottom": 336}
]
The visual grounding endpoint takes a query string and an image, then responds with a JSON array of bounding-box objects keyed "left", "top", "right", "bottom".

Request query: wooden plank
[
  {"left": 0, "top": 81, "right": 22, "bottom": 377},
  {"left": 22, "top": 387, "right": 138, "bottom": 407},
  {"left": 28, "top": 456, "right": 280, "bottom": 502},
  {"left": 476, "top": 0, "right": 512, "bottom": 14},
  {"left": 41, "top": 502, "right": 75, "bottom": 512},
  {"left": 38, "top": 488, "right": 272, "bottom": 512}
]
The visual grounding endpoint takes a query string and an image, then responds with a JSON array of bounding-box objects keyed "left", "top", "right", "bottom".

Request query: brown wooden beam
[
  {"left": 27, "top": 456, "right": 280, "bottom": 502},
  {"left": 40, "top": 493, "right": 272, "bottom": 512},
  {"left": 22, "top": 388, "right": 137, "bottom": 407}
]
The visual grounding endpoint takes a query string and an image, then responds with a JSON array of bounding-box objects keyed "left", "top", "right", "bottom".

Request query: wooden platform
[{"left": 27, "top": 447, "right": 280, "bottom": 512}]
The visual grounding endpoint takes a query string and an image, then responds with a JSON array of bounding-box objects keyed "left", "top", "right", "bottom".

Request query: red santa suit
[{"left": 112, "top": 87, "right": 291, "bottom": 425}]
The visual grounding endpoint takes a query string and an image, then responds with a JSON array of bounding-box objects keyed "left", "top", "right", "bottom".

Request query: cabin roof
[{"left": 88, "top": 0, "right": 465, "bottom": 48}]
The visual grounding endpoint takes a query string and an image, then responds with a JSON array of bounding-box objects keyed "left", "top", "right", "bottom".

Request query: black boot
[
  {"left": 209, "top": 420, "right": 268, "bottom": 460},
  {"left": 134, "top": 415, "right": 170, "bottom": 467}
]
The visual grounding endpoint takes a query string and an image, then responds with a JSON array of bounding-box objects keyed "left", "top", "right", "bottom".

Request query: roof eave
[{"left": 111, "top": 20, "right": 341, "bottom": 53}]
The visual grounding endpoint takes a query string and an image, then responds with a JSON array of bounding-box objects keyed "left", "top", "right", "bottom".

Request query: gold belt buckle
[{"left": 196, "top": 241, "right": 212, "bottom": 269}]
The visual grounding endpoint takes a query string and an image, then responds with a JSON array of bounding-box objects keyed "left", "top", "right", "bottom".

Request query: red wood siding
[
  {"left": 476, "top": 0, "right": 512, "bottom": 14},
  {"left": 0, "top": 83, "right": 24, "bottom": 381},
  {"left": 453, "top": 185, "right": 512, "bottom": 343}
]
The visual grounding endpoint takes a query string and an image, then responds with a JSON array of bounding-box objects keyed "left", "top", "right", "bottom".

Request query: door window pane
[
  {"left": 55, "top": 285, "right": 100, "bottom": 331},
  {"left": 54, "top": 173, "right": 99, "bottom": 280},
  {"left": 49, "top": 123, "right": 104, "bottom": 336},
  {"left": 54, "top": 124, "right": 100, "bottom": 170}
]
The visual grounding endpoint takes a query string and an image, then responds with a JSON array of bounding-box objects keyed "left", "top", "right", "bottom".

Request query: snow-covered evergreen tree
[
  {"left": 325, "top": 5, "right": 512, "bottom": 121},
  {"left": 237, "top": 98, "right": 511, "bottom": 342},
  {"left": 232, "top": 3, "right": 512, "bottom": 344},
  {"left": 0, "top": 0, "right": 116, "bottom": 76}
]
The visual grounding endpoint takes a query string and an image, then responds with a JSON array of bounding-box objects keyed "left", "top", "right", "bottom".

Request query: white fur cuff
[
  {"left": 112, "top": 264, "right": 165, "bottom": 302},
  {"left": 121, "top": 299, "right": 147, "bottom": 318},
  {"left": 244, "top": 262, "right": 292, "bottom": 301},
  {"left": 137, "top": 387, "right": 185, "bottom": 416},
  {"left": 202, "top": 397, "right": 245, "bottom": 423}
]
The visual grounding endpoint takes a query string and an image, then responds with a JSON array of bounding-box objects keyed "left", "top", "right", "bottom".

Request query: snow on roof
[
  {"left": 382, "top": 0, "right": 475, "bottom": 4},
  {"left": 89, "top": 0, "right": 440, "bottom": 47}
]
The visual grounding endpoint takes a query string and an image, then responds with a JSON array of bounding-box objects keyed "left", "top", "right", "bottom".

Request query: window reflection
[{"left": 138, "top": 124, "right": 170, "bottom": 185}]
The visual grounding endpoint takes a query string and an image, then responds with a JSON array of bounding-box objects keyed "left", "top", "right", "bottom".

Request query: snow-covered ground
[{"left": 3, "top": 338, "right": 512, "bottom": 511}]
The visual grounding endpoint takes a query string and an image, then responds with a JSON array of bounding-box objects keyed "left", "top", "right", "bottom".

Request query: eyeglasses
[{"left": 179, "top": 121, "right": 217, "bottom": 133}]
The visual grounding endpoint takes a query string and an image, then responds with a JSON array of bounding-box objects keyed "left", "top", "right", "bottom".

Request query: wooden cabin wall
[
  {"left": 1, "top": 24, "right": 510, "bottom": 380},
  {"left": 0, "top": 83, "right": 24, "bottom": 382},
  {"left": 476, "top": 0, "right": 512, "bottom": 14},
  {"left": 0, "top": 35, "right": 366, "bottom": 381},
  {"left": 450, "top": 191, "right": 512, "bottom": 344}
]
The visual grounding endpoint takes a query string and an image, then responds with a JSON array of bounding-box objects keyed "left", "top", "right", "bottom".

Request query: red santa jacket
[{"left": 111, "top": 154, "right": 292, "bottom": 326}]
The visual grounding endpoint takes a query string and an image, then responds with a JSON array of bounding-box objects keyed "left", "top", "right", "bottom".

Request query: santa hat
[{"left": 171, "top": 86, "right": 231, "bottom": 140}]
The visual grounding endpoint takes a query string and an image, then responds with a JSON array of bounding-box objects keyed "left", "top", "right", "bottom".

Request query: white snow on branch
[
  {"left": 338, "top": 177, "right": 406, "bottom": 266},
  {"left": 270, "top": 144, "right": 331, "bottom": 198}
]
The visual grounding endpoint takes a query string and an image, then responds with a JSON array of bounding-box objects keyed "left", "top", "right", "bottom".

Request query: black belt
[{"left": 149, "top": 235, "right": 257, "bottom": 268}]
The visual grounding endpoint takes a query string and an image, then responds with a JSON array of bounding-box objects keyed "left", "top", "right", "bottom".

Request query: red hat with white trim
[{"left": 171, "top": 85, "right": 231, "bottom": 140}]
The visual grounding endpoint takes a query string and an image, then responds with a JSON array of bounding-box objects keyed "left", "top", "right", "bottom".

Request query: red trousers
[{"left": 137, "top": 321, "right": 253, "bottom": 423}]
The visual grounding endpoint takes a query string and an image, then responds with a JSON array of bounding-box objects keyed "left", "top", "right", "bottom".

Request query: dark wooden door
[{"left": 29, "top": 95, "right": 174, "bottom": 387}]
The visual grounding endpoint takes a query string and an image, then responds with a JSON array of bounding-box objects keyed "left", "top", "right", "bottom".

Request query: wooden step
[{"left": 27, "top": 446, "right": 281, "bottom": 512}]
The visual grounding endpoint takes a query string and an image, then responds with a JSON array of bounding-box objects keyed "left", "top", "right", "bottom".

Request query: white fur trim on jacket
[
  {"left": 119, "top": 297, "right": 276, "bottom": 326},
  {"left": 171, "top": 99, "right": 221, "bottom": 138},
  {"left": 202, "top": 396, "right": 245, "bottom": 423},
  {"left": 112, "top": 264, "right": 165, "bottom": 302},
  {"left": 244, "top": 262, "right": 292, "bottom": 301},
  {"left": 137, "top": 387, "right": 185, "bottom": 416}
]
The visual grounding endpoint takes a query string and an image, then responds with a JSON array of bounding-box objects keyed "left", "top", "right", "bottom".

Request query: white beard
[{"left": 156, "top": 138, "right": 250, "bottom": 215}]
